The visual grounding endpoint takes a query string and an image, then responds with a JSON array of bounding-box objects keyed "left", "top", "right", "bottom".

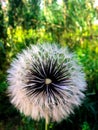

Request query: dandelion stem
[
  {"left": 45, "top": 121, "right": 48, "bottom": 130},
  {"left": 45, "top": 114, "right": 49, "bottom": 130}
]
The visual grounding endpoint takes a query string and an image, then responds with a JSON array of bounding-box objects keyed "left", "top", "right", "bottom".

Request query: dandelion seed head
[{"left": 7, "top": 43, "right": 86, "bottom": 122}]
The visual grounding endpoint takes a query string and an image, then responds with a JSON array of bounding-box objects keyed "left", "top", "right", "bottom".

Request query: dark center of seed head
[{"left": 45, "top": 78, "right": 52, "bottom": 85}]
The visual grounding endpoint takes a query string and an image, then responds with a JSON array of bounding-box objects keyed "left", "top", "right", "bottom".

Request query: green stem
[
  {"left": 45, "top": 120, "right": 48, "bottom": 130},
  {"left": 45, "top": 114, "right": 49, "bottom": 130}
]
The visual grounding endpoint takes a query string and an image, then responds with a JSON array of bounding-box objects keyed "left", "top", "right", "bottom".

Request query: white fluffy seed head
[{"left": 7, "top": 43, "right": 87, "bottom": 123}]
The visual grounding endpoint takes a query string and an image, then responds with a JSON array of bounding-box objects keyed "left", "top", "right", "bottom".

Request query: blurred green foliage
[
  {"left": 81, "top": 122, "right": 91, "bottom": 130},
  {"left": 0, "top": 0, "right": 98, "bottom": 130}
]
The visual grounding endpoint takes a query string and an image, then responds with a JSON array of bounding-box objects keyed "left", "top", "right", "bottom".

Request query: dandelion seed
[{"left": 7, "top": 43, "right": 86, "bottom": 123}]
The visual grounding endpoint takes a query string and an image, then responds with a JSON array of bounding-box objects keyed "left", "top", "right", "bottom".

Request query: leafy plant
[{"left": 82, "top": 122, "right": 91, "bottom": 130}]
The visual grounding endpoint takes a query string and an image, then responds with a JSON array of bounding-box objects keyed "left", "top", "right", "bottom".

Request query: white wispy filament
[{"left": 7, "top": 44, "right": 86, "bottom": 122}]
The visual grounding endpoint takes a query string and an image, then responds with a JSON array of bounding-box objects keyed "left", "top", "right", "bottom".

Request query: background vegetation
[{"left": 0, "top": 0, "right": 98, "bottom": 130}]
